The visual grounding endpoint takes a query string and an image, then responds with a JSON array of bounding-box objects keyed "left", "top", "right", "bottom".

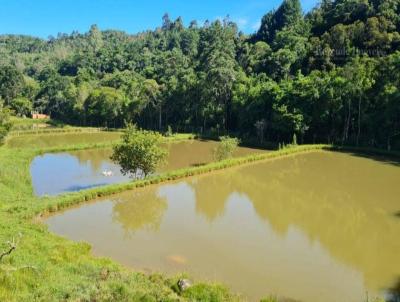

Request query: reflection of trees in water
[
  {"left": 187, "top": 155, "right": 304, "bottom": 225},
  {"left": 162, "top": 140, "right": 260, "bottom": 172},
  {"left": 104, "top": 151, "right": 399, "bottom": 294},
  {"left": 387, "top": 278, "right": 400, "bottom": 302},
  {"left": 68, "top": 141, "right": 260, "bottom": 176},
  {"left": 111, "top": 189, "right": 167, "bottom": 236},
  {"left": 162, "top": 140, "right": 216, "bottom": 172},
  {"left": 188, "top": 173, "right": 236, "bottom": 222},
  {"left": 233, "top": 153, "right": 400, "bottom": 293},
  {"left": 72, "top": 149, "right": 114, "bottom": 172},
  {"left": 190, "top": 152, "right": 400, "bottom": 293}
]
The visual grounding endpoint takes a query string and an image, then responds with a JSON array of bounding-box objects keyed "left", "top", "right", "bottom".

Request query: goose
[{"left": 102, "top": 170, "right": 113, "bottom": 177}]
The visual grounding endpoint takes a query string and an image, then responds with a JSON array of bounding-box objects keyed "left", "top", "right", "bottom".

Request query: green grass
[
  {"left": 0, "top": 131, "right": 236, "bottom": 301},
  {"left": 0, "top": 128, "right": 396, "bottom": 301},
  {"left": 6, "top": 127, "right": 195, "bottom": 150},
  {"left": 5, "top": 131, "right": 123, "bottom": 149},
  {"left": 9, "top": 116, "right": 58, "bottom": 132},
  {"left": 0, "top": 149, "right": 238, "bottom": 301},
  {"left": 10, "top": 126, "right": 102, "bottom": 135},
  {"left": 10, "top": 116, "right": 51, "bottom": 126}
]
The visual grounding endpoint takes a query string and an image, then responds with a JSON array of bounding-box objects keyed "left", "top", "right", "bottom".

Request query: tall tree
[
  {"left": 199, "top": 19, "right": 238, "bottom": 131},
  {"left": 84, "top": 87, "right": 126, "bottom": 127},
  {"left": 0, "top": 65, "right": 24, "bottom": 104},
  {"left": 256, "top": 0, "right": 303, "bottom": 43},
  {"left": 0, "top": 99, "right": 12, "bottom": 143},
  {"left": 140, "top": 79, "right": 163, "bottom": 130},
  {"left": 88, "top": 24, "right": 104, "bottom": 52}
]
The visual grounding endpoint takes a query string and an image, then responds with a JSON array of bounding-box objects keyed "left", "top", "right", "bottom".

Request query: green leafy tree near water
[
  {"left": 0, "top": 65, "right": 24, "bottom": 104},
  {"left": 9, "top": 96, "right": 32, "bottom": 117},
  {"left": 111, "top": 124, "right": 168, "bottom": 178},
  {"left": 84, "top": 86, "right": 127, "bottom": 128}
]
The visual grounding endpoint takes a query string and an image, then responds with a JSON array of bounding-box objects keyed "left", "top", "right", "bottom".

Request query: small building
[{"left": 31, "top": 112, "right": 50, "bottom": 119}]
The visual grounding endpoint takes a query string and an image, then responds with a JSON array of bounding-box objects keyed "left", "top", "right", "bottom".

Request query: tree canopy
[
  {"left": 0, "top": 100, "right": 12, "bottom": 143},
  {"left": 0, "top": 0, "right": 399, "bottom": 149},
  {"left": 111, "top": 124, "right": 168, "bottom": 178}
]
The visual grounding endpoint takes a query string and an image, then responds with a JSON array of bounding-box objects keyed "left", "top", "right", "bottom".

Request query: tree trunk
[
  {"left": 342, "top": 100, "right": 351, "bottom": 145},
  {"left": 224, "top": 98, "right": 228, "bottom": 133},
  {"left": 357, "top": 97, "right": 361, "bottom": 146},
  {"left": 159, "top": 105, "right": 162, "bottom": 131}
]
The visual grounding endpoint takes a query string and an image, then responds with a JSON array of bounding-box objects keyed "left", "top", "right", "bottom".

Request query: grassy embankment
[
  {"left": 0, "top": 121, "right": 394, "bottom": 301},
  {"left": 0, "top": 126, "right": 239, "bottom": 302}
]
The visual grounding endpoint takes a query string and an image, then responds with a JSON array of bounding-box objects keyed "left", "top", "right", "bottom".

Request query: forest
[{"left": 0, "top": 0, "right": 400, "bottom": 149}]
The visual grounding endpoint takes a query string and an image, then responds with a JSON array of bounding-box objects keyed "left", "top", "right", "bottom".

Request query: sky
[{"left": 0, "top": 0, "right": 319, "bottom": 39}]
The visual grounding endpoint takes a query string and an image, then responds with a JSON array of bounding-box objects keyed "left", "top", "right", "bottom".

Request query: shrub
[
  {"left": 164, "top": 125, "right": 173, "bottom": 137},
  {"left": 9, "top": 97, "right": 32, "bottom": 117},
  {"left": 213, "top": 136, "right": 240, "bottom": 161},
  {"left": 181, "top": 283, "right": 233, "bottom": 301}
]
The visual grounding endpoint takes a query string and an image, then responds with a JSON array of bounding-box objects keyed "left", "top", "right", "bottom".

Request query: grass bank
[
  {"left": 0, "top": 131, "right": 236, "bottom": 302},
  {"left": 9, "top": 127, "right": 105, "bottom": 136},
  {"left": 0, "top": 132, "right": 395, "bottom": 301},
  {"left": 0, "top": 150, "right": 240, "bottom": 301},
  {"left": 5, "top": 130, "right": 195, "bottom": 150}
]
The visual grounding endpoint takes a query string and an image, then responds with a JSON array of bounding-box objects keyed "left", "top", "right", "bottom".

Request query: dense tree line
[{"left": 0, "top": 0, "right": 399, "bottom": 149}]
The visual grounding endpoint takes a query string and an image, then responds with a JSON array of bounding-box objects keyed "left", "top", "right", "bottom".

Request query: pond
[
  {"left": 31, "top": 140, "right": 263, "bottom": 196},
  {"left": 7, "top": 131, "right": 122, "bottom": 148},
  {"left": 45, "top": 151, "right": 400, "bottom": 302}
]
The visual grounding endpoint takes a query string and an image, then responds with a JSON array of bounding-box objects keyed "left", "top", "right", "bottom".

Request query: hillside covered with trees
[{"left": 0, "top": 0, "right": 399, "bottom": 149}]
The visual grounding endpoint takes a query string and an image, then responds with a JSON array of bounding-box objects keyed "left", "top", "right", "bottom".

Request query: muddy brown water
[
  {"left": 31, "top": 140, "right": 263, "bottom": 196},
  {"left": 45, "top": 151, "right": 400, "bottom": 302}
]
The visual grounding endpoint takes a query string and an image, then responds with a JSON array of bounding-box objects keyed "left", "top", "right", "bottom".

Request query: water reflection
[
  {"left": 31, "top": 140, "right": 262, "bottom": 196},
  {"left": 31, "top": 152, "right": 128, "bottom": 196},
  {"left": 112, "top": 190, "right": 168, "bottom": 234},
  {"left": 46, "top": 151, "right": 400, "bottom": 302},
  {"left": 337, "top": 150, "right": 400, "bottom": 168},
  {"left": 385, "top": 278, "right": 400, "bottom": 302},
  {"left": 74, "top": 148, "right": 113, "bottom": 172},
  {"left": 192, "top": 152, "right": 400, "bottom": 294},
  {"left": 191, "top": 176, "right": 233, "bottom": 221}
]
